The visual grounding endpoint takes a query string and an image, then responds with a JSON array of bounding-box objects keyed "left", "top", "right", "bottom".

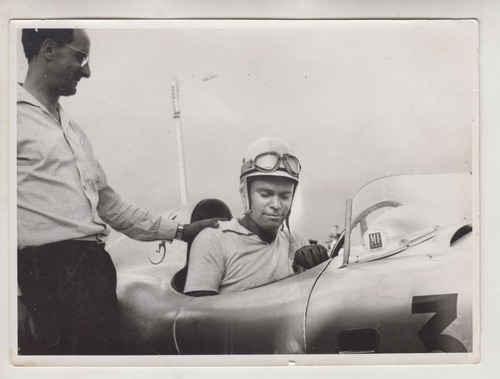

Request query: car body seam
[
  {"left": 172, "top": 296, "right": 198, "bottom": 354},
  {"left": 302, "top": 258, "right": 336, "bottom": 353}
]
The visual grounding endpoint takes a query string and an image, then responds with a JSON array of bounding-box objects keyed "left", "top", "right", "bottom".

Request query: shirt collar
[
  {"left": 17, "top": 83, "right": 41, "bottom": 106},
  {"left": 220, "top": 216, "right": 285, "bottom": 237},
  {"left": 18, "top": 83, "right": 64, "bottom": 125},
  {"left": 220, "top": 217, "right": 254, "bottom": 236}
]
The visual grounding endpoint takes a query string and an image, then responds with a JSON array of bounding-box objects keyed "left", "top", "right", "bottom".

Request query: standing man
[
  {"left": 17, "top": 28, "right": 218, "bottom": 355},
  {"left": 184, "top": 137, "right": 329, "bottom": 296}
]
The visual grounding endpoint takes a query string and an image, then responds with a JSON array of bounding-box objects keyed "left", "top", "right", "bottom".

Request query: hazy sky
[{"left": 15, "top": 20, "right": 478, "bottom": 243}]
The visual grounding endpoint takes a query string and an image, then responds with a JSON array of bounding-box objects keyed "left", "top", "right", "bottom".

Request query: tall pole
[{"left": 172, "top": 76, "right": 189, "bottom": 205}]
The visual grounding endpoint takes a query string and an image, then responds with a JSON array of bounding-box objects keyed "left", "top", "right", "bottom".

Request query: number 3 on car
[{"left": 412, "top": 294, "right": 467, "bottom": 352}]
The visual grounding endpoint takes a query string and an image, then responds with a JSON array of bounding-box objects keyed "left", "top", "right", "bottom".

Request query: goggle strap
[
  {"left": 241, "top": 159, "right": 254, "bottom": 173},
  {"left": 239, "top": 167, "right": 299, "bottom": 180}
]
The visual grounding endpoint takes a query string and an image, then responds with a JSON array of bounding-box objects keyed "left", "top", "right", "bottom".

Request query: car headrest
[{"left": 190, "top": 198, "right": 233, "bottom": 223}]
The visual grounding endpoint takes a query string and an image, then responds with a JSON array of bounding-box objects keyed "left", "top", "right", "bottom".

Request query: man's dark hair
[{"left": 22, "top": 29, "right": 75, "bottom": 61}]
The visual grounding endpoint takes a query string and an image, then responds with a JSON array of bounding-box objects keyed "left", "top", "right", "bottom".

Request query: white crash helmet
[{"left": 239, "top": 136, "right": 301, "bottom": 214}]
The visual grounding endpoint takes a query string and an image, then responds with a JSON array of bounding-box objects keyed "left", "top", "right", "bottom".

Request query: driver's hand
[
  {"left": 293, "top": 244, "right": 329, "bottom": 273},
  {"left": 182, "top": 218, "right": 226, "bottom": 243}
]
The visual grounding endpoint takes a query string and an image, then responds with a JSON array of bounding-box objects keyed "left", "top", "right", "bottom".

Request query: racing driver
[{"left": 184, "top": 137, "right": 329, "bottom": 296}]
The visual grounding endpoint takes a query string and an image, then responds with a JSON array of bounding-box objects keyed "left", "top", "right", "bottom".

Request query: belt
[
  {"left": 20, "top": 238, "right": 105, "bottom": 253},
  {"left": 73, "top": 234, "right": 106, "bottom": 243}
]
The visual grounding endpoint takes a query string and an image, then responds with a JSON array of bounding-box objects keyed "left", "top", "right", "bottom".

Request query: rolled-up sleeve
[{"left": 96, "top": 160, "right": 178, "bottom": 241}]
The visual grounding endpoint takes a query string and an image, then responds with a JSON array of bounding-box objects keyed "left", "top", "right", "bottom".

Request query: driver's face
[{"left": 248, "top": 177, "right": 295, "bottom": 233}]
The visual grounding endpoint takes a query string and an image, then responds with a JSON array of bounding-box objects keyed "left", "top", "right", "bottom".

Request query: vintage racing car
[{"left": 107, "top": 172, "right": 475, "bottom": 355}]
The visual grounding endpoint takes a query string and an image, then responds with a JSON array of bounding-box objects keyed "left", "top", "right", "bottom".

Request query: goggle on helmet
[{"left": 239, "top": 137, "right": 301, "bottom": 214}]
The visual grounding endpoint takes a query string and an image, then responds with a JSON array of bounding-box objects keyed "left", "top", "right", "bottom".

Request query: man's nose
[
  {"left": 80, "top": 63, "right": 91, "bottom": 78},
  {"left": 269, "top": 195, "right": 282, "bottom": 209}
]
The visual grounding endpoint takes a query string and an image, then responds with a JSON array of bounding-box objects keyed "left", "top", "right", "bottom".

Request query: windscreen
[{"left": 346, "top": 173, "right": 472, "bottom": 264}]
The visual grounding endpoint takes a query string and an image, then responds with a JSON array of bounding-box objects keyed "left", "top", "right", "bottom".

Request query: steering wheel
[{"left": 329, "top": 200, "right": 402, "bottom": 259}]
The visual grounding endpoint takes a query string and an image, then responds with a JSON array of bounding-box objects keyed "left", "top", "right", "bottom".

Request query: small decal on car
[
  {"left": 362, "top": 229, "right": 388, "bottom": 251},
  {"left": 369, "top": 232, "right": 383, "bottom": 249}
]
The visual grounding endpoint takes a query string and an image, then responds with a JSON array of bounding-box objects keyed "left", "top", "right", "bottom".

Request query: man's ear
[{"left": 40, "top": 39, "right": 56, "bottom": 62}]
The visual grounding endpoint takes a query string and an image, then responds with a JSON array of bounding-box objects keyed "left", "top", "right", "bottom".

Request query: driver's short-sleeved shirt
[{"left": 184, "top": 218, "right": 309, "bottom": 294}]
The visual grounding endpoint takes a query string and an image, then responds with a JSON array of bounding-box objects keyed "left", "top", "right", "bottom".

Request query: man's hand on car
[{"left": 182, "top": 218, "right": 225, "bottom": 243}]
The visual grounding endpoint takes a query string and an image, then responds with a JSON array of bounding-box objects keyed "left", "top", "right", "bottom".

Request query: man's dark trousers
[{"left": 18, "top": 240, "right": 121, "bottom": 355}]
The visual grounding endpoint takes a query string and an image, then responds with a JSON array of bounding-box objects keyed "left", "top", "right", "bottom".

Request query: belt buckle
[{"left": 96, "top": 234, "right": 105, "bottom": 245}]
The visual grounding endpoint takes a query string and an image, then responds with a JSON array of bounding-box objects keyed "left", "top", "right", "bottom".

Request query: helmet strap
[{"left": 286, "top": 182, "right": 298, "bottom": 231}]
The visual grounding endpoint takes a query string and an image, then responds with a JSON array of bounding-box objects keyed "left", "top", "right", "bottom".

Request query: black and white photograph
[{"left": 9, "top": 18, "right": 479, "bottom": 368}]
